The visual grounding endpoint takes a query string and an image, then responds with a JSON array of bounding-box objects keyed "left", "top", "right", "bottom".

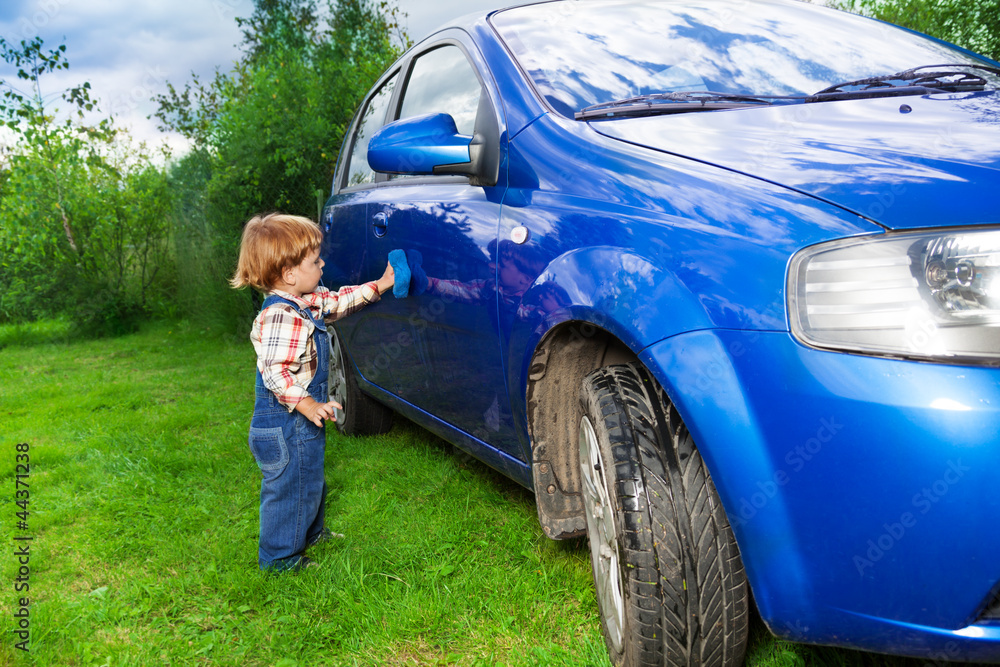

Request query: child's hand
[
  {"left": 376, "top": 260, "right": 395, "bottom": 295},
  {"left": 295, "top": 397, "right": 343, "bottom": 427}
]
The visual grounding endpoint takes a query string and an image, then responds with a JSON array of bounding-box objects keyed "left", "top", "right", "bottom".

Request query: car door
[
  {"left": 364, "top": 36, "right": 522, "bottom": 459},
  {"left": 322, "top": 68, "right": 400, "bottom": 393}
]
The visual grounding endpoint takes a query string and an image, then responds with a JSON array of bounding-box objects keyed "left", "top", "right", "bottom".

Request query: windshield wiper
[
  {"left": 575, "top": 64, "right": 1000, "bottom": 120},
  {"left": 574, "top": 91, "right": 794, "bottom": 120},
  {"left": 809, "top": 63, "right": 1000, "bottom": 101}
]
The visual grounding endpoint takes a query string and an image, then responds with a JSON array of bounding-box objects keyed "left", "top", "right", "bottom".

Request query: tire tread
[{"left": 580, "top": 363, "right": 748, "bottom": 667}]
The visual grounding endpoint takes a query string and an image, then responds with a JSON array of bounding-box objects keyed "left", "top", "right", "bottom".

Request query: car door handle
[{"left": 371, "top": 211, "right": 388, "bottom": 238}]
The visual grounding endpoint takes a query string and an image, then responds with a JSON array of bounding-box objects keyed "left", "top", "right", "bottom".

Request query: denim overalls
[{"left": 249, "top": 294, "right": 329, "bottom": 571}]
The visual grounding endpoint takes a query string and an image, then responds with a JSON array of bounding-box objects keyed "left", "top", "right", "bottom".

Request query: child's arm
[
  {"left": 295, "top": 396, "right": 342, "bottom": 427},
  {"left": 425, "top": 276, "right": 487, "bottom": 304},
  {"left": 253, "top": 304, "right": 317, "bottom": 413},
  {"left": 374, "top": 261, "right": 394, "bottom": 295},
  {"left": 319, "top": 261, "right": 395, "bottom": 321},
  {"left": 256, "top": 308, "right": 343, "bottom": 425}
]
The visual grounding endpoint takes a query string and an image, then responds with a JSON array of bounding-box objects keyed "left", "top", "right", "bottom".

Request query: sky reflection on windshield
[{"left": 492, "top": 0, "right": 991, "bottom": 116}]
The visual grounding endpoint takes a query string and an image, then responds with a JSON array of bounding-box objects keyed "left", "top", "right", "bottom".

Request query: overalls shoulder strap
[
  {"left": 260, "top": 294, "right": 327, "bottom": 333},
  {"left": 261, "top": 293, "right": 298, "bottom": 311},
  {"left": 255, "top": 294, "right": 330, "bottom": 403}
]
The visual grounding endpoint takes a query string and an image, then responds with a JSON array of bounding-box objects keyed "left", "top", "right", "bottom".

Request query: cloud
[
  {"left": 0, "top": 1, "right": 30, "bottom": 23},
  {"left": 396, "top": 0, "right": 509, "bottom": 42},
  {"left": 8, "top": 0, "right": 246, "bottom": 74},
  {"left": 1, "top": 0, "right": 248, "bottom": 147},
  {"left": 0, "top": 0, "right": 511, "bottom": 149}
]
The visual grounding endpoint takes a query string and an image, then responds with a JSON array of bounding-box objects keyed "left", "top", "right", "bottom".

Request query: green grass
[{"left": 0, "top": 321, "right": 940, "bottom": 665}]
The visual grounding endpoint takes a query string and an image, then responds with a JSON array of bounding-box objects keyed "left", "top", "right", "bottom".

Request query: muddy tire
[
  {"left": 579, "top": 363, "right": 748, "bottom": 667},
  {"left": 328, "top": 326, "right": 393, "bottom": 435}
]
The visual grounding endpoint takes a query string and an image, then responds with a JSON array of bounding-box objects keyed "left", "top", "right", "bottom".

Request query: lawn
[{"left": 0, "top": 321, "right": 936, "bottom": 666}]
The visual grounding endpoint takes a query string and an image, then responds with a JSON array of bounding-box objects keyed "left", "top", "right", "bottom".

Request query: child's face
[
  {"left": 286, "top": 247, "right": 324, "bottom": 296},
  {"left": 498, "top": 258, "right": 534, "bottom": 297}
]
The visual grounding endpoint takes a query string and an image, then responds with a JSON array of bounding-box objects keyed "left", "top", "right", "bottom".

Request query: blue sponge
[
  {"left": 407, "top": 249, "right": 428, "bottom": 296},
  {"left": 389, "top": 249, "right": 410, "bottom": 298}
]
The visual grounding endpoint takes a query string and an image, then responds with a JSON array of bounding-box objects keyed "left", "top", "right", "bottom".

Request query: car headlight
[{"left": 788, "top": 229, "right": 1000, "bottom": 363}]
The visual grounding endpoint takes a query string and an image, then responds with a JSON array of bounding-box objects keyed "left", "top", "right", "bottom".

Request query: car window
[
  {"left": 397, "top": 45, "right": 482, "bottom": 135},
  {"left": 345, "top": 71, "right": 398, "bottom": 188}
]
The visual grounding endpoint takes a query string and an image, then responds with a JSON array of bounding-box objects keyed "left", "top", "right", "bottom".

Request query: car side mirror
[
  {"left": 367, "top": 112, "right": 472, "bottom": 175},
  {"left": 367, "top": 96, "right": 500, "bottom": 187}
]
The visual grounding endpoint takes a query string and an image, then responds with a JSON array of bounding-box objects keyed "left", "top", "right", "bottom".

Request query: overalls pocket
[{"left": 248, "top": 427, "right": 290, "bottom": 472}]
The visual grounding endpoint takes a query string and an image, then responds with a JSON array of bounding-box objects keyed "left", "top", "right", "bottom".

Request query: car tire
[
  {"left": 579, "top": 363, "right": 748, "bottom": 667},
  {"left": 328, "top": 325, "right": 393, "bottom": 436}
]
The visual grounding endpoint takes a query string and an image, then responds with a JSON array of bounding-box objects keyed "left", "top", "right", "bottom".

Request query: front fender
[
  {"left": 506, "top": 245, "right": 713, "bottom": 412},
  {"left": 526, "top": 245, "right": 713, "bottom": 347},
  {"left": 638, "top": 329, "right": 811, "bottom": 636},
  {"left": 640, "top": 328, "right": 1000, "bottom": 658}
]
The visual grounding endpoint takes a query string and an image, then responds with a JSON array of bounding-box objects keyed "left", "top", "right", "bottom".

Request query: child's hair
[
  {"left": 490, "top": 238, "right": 546, "bottom": 277},
  {"left": 230, "top": 213, "right": 323, "bottom": 291}
]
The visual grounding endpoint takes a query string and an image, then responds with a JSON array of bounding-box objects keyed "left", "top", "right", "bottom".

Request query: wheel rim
[
  {"left": 328, "top": 329, "right": 347, "bottom": 425},
  {"left": 579, "top": 415, "right": 625, "bottom": 653}
]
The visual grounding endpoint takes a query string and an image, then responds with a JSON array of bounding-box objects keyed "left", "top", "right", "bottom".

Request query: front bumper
[{"left": 640, "top": 329, "right": 1000, "bottom": 662}]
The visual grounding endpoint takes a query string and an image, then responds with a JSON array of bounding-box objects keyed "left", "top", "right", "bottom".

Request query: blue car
[{"left": 320, "top": 1, "right": 1000, "bottom": 664}]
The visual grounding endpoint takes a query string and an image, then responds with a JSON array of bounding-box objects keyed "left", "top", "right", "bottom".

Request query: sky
[{"left": 0, "top": 0, "right": 511, "bottom": 153}]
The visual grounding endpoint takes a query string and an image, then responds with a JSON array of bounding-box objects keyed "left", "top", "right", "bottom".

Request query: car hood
[{"left": 590, "top": 91, "right": 1000, "bottom": 231}]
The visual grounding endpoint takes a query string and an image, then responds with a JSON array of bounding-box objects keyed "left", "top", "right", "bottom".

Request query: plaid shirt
[
  {"left": 428, "top": 276, "right": 539, "bottom": 319},
  {"left": 251, "top": 283, "right": 380, "bottom": 412}
]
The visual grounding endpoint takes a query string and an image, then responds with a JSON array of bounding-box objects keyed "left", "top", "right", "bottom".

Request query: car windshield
[{"left": 490, "top": 0, "right": 999, "bottom": 118}]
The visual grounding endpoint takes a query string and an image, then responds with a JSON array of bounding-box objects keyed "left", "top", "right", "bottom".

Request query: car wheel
[
  {"left": 328, "top": 326, "right": 393, "bottom": 435},
  {"left": 579, "top": 363, "right": 748, "bottom": 667}
]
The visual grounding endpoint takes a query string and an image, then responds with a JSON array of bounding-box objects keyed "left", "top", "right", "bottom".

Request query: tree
[
  {"left": 833, "top": 0, "right": 1000, "bottom": 61},
  {"left": 153, "top": 0, "right": 406, "bottom": 329},
  {"left": 237, "top": 0, "right": 321, "bottom": 63},
  {"left": 0, "top": 36, "right": 174, "bottom": 332},
  {"left": 154, "top": 0, "right": 405, "bottom": 220}
]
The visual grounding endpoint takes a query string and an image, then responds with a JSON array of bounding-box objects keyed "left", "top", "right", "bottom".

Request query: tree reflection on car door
[
  {"left": 363, "top": 42, "right": 523, "bottom": 460},
  {"left": 324, "top": 69, "right": 399, "bottom": 395}
]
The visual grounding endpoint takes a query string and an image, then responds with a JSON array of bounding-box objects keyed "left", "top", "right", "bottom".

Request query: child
[{"left": 230, "top": 212, "right": 394, "bottom": 572}]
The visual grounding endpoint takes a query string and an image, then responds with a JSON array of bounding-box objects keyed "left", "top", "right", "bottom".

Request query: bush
[
  {"left": 155, "top": 0, "right": 406, "bottom": 333},
  {"left": 0, "top": 37, "right": 176, "bottom": 334},
  {"left": 834, "top": 0, "right": 1000, "bottom": 61}
]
